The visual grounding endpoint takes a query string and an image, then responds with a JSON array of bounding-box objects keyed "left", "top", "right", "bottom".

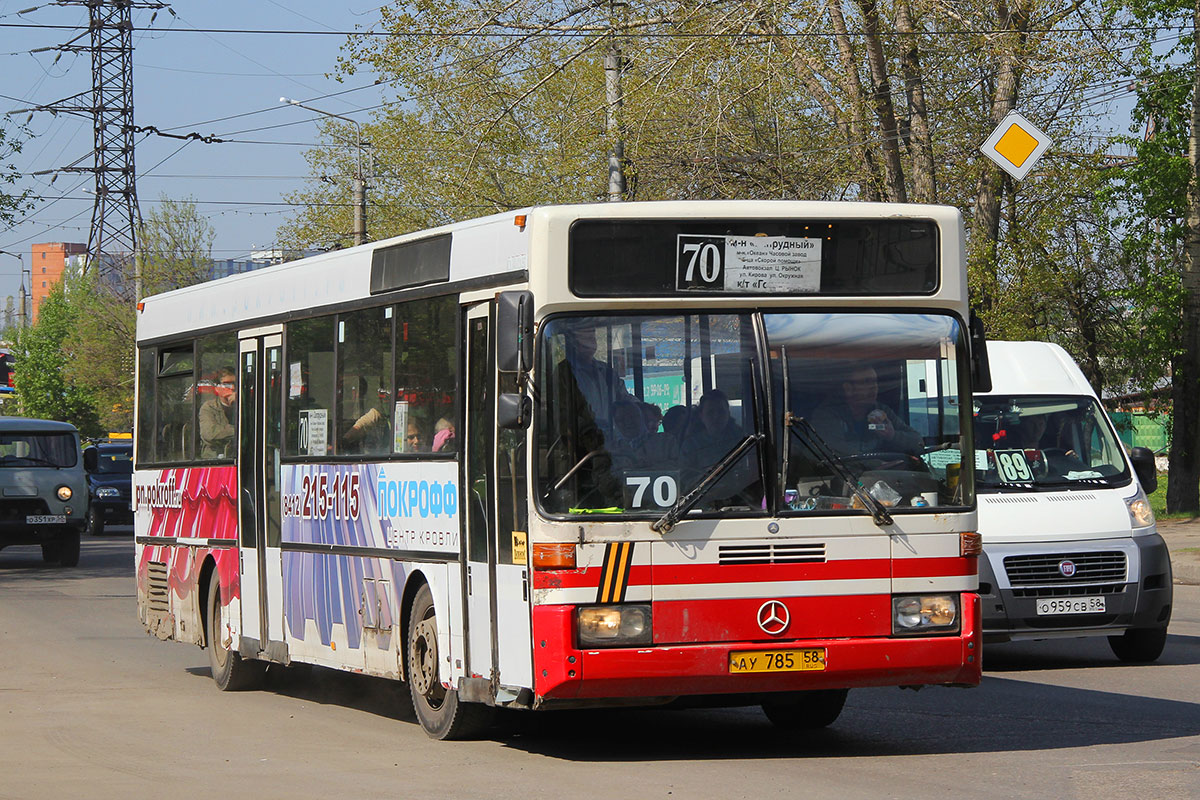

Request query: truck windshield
[
  {"left": 0, "top": 432, "right": 78, "bottom": 468},
  {"left": 973, "top": 395, "right": 1131, "bottom": 489}
]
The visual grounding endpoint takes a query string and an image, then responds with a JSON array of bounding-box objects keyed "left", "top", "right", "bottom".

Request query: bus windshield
[
  {"left": 973, "top": 395, "right": 1131, "bottom": 490},
  {"left": 535, "top": 310, "right": 971, "bottom": 518}
]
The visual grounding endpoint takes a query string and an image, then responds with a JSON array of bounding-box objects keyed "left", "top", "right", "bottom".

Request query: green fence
[{"left": 1109, "top": 411, "right": 1170, "bottom": 454}]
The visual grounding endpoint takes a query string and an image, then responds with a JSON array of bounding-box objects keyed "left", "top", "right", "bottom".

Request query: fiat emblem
[
  {"left": 1058, "top": 560, "right": 1077, "bottom": 578},
  {"left": 757, "top": 600, "right": 790, "bottom": 636}
]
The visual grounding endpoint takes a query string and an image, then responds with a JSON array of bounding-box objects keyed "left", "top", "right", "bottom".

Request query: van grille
[
  {"left": 1003, "top": 551, "right": 1127, "bottom": 586},
  {"left": 718, "top": 542, "right": 825, "bottom": 565},
  {"left": 1045, "top": 493, "right": 1098, "bottom": 503},
  {"left": 980, "top": 495, "right": 1037, "bottom": 504},
  {"left": 0, "top": 498, "right": 51, "bottom": 521}
]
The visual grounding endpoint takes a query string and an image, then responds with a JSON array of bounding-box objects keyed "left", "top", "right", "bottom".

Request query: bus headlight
[
  {"left": 56, "top": 485, "right": 73, "bottom": 501},
  {"left": 892, "top": 594, "right": 958, "bottom": 635},
  {"left": 577, "top": 605, "right": 652, "bottom": 647}
]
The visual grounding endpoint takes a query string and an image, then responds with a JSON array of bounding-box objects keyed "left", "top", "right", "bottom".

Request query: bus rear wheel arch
[{"left": 405, "top": 581, "right": 492, "bottom": 740}]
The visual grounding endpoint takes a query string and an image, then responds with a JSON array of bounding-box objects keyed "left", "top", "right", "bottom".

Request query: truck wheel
[
  {"left": 406, "top": 583, "right": 493, "bottom": 740},
  {"left": 1108, "top": 626, "right": 1168, "bottom": 663},
  {"left": 206, "top": 578, "right": 265, "bottom": 690},
  {"left": 762, "top": 689, "right": 849, "bottom": 730},
  {"left": 87, "top": 506, "right": 104, "bottom": 536},
  {"left": 57, "top": 528, "right": 80, "bottom": 567}
]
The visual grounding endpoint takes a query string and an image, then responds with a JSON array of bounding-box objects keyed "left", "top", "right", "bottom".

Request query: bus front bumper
[{"left": 531, "top": 593, "right": 981, "bottom": 701}]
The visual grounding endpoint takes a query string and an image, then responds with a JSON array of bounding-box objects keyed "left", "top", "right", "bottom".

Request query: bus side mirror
[
  {"left": 969, "top": 310, "right": 992, "bottom": 394},
  {"left": 497, "top": 392, "right": 531, "bottom": 430},
  {"left": 1129, "top": 446, "right": 1158, "bottom": 494},
  {"left": 83, "top": 448, "right": 98, "bottom": 472},
  {"left": 497, "top": 290, "right": 534, "bottom": 374}
]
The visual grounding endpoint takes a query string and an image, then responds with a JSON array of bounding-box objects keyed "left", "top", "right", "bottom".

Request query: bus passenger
[
  {"left": 199, "top": 367, "right": 237, "bottom": 459},
  {"left": 432, "top": 417, "right": 456, "bottom": 452},
  {"left": 681, "top": 389, "right": 742, "bottom": 465}
]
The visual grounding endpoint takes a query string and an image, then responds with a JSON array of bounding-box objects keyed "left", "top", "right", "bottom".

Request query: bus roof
[{"left": 136, "top": 200, "right": 964, "bottom": 344}]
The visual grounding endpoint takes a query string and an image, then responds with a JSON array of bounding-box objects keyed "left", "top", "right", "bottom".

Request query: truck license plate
[
  {"left": 26, "top": 515, "right": 66, "bottom": 525},
  {"left": 1036, "top": 596, "right": 1105, "bottom": 615},
  {"left": 729, "top": 648, "right": 826, "bottom": 673}
]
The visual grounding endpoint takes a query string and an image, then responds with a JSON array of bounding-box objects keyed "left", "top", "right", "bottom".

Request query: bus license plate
[
  {"left": 1036, "top": 596, "right": 1105, "bottom": 615},
  {"left": 729, "top": 648, "right": 826, "bottom": 674},
  {"left": 26, "top": 515, "right": 66, "bottom": 525}
]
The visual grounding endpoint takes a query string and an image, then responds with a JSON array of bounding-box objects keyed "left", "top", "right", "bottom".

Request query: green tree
[
  {"left": 0, "top": 121, "right": 33, "bottom": 227},
  {"left": 12, "top": 279, "right": 101, "bottom": 437}
]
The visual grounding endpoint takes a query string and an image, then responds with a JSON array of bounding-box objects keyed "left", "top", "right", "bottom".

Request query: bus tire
[
  {"left": 761, "top": 689, "right": 849, "bottom": 730},
  {"left": 406, "top": 583, "right": 493, "bottom": 740},
  {"left": 206, "top": 578, "right": 265, "bottom": 691},
  {"left": 1108, "top": 626, "right": 1168, "bottom": 663},
  {"left": 57, "top": 528, "right": 80, "bottom": 567}
]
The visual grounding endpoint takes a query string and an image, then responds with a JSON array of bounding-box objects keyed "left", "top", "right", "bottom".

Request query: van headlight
[
  {"left": 56, "top": 485, "right": 73, "bottom": 501},
  {"left": 892, "top": 594, "right": 959, "bottom": 635},
  {"left": 1126, "top": 486, "right": 1155, "bottom": 529},
  {"left": 577, "top": 605, "right": 652, "bottom": 647}
]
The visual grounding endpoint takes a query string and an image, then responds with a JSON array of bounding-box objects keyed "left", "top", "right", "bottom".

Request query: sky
[{"left": 0, "top": 0, "right": 388, "bottom": 306}]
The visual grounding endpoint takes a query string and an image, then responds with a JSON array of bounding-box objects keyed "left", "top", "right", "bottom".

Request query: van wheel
[
  {"left": 762, "top": 689, "right": 849, "bottom": 730},
  {"left": 57, "top": 528, "right": 80, "bottom": 567},
  {"left": 87, "top": 507, "right": 104, "bottom": 536},
  {"left": 206, "top": 578, "right": 265, "bottom": 690},
  {"left": 406, "top": 583, "right": 493, "bottom": 740},
  {"left": 41, "top": 541, "right": 60, "bottom": 563},
  {"left": 1108, "top": 626, "right": 1168, "bottom": 663}
]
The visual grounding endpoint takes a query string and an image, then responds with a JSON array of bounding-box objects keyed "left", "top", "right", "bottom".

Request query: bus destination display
[{"left": 676, "top": 234, "right": 822, "bottom": 293}]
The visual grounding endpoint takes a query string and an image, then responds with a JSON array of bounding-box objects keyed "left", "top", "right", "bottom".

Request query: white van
[{"left": 973, "top": 341, "right": 1172, "bottom": 661}]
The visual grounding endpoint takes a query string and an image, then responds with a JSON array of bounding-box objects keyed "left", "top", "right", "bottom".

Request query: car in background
[
  {"left": 84, "top": 440, "right": 133, "bottom": 535},
  {"left": 0, "top": 416, "right": 89, "bottom": 566}
]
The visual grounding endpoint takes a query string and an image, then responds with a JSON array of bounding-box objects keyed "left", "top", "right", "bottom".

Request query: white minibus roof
[{"left": 981, "top": 340, "right": 1097, "bottom": 398}]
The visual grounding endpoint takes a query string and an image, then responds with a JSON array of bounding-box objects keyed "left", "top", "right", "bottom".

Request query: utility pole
[
  {"left": 281, "top": 98, "right": 370, "bottom": 246},
  {"left": 16, "top": 1, "right": 167, "bottom": 298},
  {"left": 605, "top": 1, "right": 628, "bottom": 202},
  {"left": 0, "top": 250, "right": 28, "bottom": 328}
]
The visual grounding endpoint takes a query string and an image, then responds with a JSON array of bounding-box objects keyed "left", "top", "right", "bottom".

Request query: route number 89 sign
[{"left": 994, "top": 449, "right": 1034, "bottom": 483}]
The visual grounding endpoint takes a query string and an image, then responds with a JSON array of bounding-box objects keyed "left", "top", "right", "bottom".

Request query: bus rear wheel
[
  {"left": 761, "top": 689, "right": 849, "bottom": 730},
  {"left": 406, "top": 583, "right": 492, "bottom": 740},
  {"left": 206, "top": 578, "right": 265, "bottom": 691}
]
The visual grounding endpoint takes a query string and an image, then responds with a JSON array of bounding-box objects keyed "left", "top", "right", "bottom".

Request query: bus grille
[
  {"left": 718, "top": 542, "right": 826, "bottom": 565},
  {"left": 1003, "top": 551, "right": 1127, "bottom": 586}
]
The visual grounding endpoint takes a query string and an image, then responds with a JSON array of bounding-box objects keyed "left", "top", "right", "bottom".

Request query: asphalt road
[{"left": 1, "top": 532, "right": 1197, "bottom": 800}]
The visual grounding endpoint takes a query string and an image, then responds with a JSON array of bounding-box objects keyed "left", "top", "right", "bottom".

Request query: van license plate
[
  {"left": 1036, "top": 597, "right": 1105, "bottom": 615},
  {"left": 26, "top": 515, "right": 66, "bottom": 525},
  {"left": 729, "top": 648, "right": 826, "bottom": 673}
]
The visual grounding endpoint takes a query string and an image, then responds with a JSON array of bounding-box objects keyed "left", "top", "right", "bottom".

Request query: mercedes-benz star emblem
[
  {"left": 1058, "top": 560, "right": 1077, "bottom": 578},
  {"left": 757, "top": 600, "right": 790, "bottom": 636}
]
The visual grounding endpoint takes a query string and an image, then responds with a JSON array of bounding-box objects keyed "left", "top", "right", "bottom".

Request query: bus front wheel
[
  {"left": 762, "top": 688, "right": 849, "bottom": 730},
  {"left": 406, "top": 583, "right": 492, "bottom": 740},
  {"left": 206, "top": 578, "right": 265, "bottom": 691}
]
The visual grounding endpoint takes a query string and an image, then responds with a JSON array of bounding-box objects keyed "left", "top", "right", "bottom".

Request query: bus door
[
  {"left": 463, "top": 302, "right": 534, "bottom": 699},
  {"left": 238, "top": 330, "right": 286, "bottom": 661}
]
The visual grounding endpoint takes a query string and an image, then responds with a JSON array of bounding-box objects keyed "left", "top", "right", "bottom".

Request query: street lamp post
[
  {"left": 0, "top": 250, "right": 29, "bottom": 328},
  {"left": 280, "top": 97, "right": 370, "bottom": 247}
]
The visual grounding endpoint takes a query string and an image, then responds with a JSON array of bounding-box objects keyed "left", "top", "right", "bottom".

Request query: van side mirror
[
  {"left": 969, "top": 310, "right": 992, "bottom": 394},
  {"left": 496, "top": 290, "right": 534, "bottom": 374},
  {"left": 83, "top": 447, "right": 98, "bottom": 472},
  {"left": 1129, "top": 446, "right": 1158, "bottom": 494}
]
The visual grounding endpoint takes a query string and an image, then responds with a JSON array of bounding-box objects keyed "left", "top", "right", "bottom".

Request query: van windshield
[
  {"left": 0, "top": 431, "right": 78, "bottom": 468},
  {"left": 972, "top": 395, "right": 1130, "bottom": 490}
]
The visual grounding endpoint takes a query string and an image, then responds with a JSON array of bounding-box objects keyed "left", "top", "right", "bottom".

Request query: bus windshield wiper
[
  {"left": 786, "top": 414, "right": 894, "bottom": 527},
  {"left": 651, "top": 433, "right": 763, "bottom": 534}
]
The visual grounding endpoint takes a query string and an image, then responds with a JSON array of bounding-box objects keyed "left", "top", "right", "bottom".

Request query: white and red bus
[{"left": 134, "top": 201, "right": 989, "bottom": 739}]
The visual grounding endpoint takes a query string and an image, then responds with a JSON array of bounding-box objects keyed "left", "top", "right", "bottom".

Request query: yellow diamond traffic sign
[{"left": 981, "top": 111, "right": 1051, "bottom": 180}]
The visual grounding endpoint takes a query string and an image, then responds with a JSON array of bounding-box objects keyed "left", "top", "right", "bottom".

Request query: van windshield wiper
[
  {"left": 651, "top": 433, "right": 763, "bottom": 534},
  {"left": 786, "top": 414, "right": 893, "bottom": 527}
]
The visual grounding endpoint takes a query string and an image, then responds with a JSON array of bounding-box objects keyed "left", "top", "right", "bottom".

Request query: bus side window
[
  {"left": 336, "top": 306, "right": 394, "bottom": 457},
  {"left": 285, "top": 316, "right": 336, "bottom": 457},
  {"left": 394, "top": 296, "right": 457, "bottom": 455}
]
